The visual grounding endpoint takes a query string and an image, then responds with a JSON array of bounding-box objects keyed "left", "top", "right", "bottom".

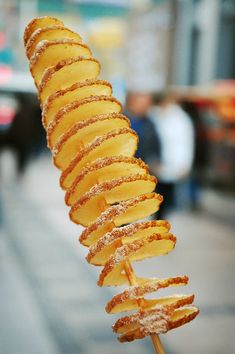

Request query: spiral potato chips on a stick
[{"left": 24, "top": 16, "right": 199, "bottom": 353}]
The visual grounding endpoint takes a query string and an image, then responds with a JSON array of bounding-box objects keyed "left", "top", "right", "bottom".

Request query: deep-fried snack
[
  {"left": 106, "top": 276, "right": 189, "bottom": 313},
  {"left": 52, "top": 114, "right": 130, "bottom": 170},
  {"left": 79, "top": 193, "right": 163, "bottom": 247},
  {"left": 98, "top": 234, "right": 176, "bottom": 286},
  {"left": 42, "top": 79, "right": 112, "bottom": 128},
  {"left": 114, "top": 305, "right": 199, "bottom": 342},
  {"left": 65, "top": 156, "right": 148, "bottom": 206},
  {"left": 87, "top": 220, "right": 170, "bottom": 265},
  {"left": 69, "top": 174, "right": 157, "bottom": 226},
  {"left": 59, "top": 128, "right": 138, "bottom": 189},
  {"left": 38, "top": 57, "right": 101, "bottom": 104},
  {"left": 24, "top": 17, "right": 199, "bottom": 348},
  {"left": 26, "top": 26, "right": 82, "bottom": 59},
  {"left": 30, "top": 40, "right": 92, "bottom": 86},
  {"left": 47, "top": 95, "right": 122, "bottom": 148},
  {"left": 24, "top": 16, "right": 64, "bottom": 46}
]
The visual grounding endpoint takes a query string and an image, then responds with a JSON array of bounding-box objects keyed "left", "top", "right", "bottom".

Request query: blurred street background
[{"left": 0, "top": 0, "right": 235, "bottom": 354}]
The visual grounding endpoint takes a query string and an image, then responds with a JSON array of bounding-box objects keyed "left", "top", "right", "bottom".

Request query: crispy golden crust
[
  {"left": 30, "top": 39, "right": 91, "bottom": 77},
  {"left": 52, "top": 113, "right": 129, "bottom": 161},
  {"left": 113, "top": 307, "right": 171, "bottom": 338},
  {"left": 113, "top": 297, "right": 195, "bottom": 333},
  {"left": 65, "top": 156, "right": 148, "bottom": 206},
  {"left": 38, "top": 56, "right": 100, "bottom": 100},
  {"left": 24, "top": 16, "right": 64, "bottom": 46},
  {"left": 26, "top": 25, "right": 82, "bottom": 59},
  {"left": 45, "top": 79, "right": 112, "bottom": 107},
  {"left": 87, "top": 220, "right": 170, "bottom": 265},
  {"left": 30, "top": 39, "right": 90, "bottom": 68},
  {"left": 168, "top": 307, "right": 199, "bottom": 331},
  {"left": 47, "top": 95, "right": 123, "bottom": 148},
  {"left": 98, "top": 240, "right": 144, "bottom": 287},
  {"left": 79, "top": 193, "right": 163, "bottom": 246},
  {"left": 59, "top": 128, "right": 138, "bottom": 189},
  {"left": 115, "top": 303, "right": 198, "bottom": 342},
  {"left": 105, "top": 276, "right": 188, "bottom": 314},
  {"left": 42, "top": 79, "right": 112, "bottom": 127},
  {"left": 98, "top": 234, "right": 176, "bottom": 287},
  {"left": 69, "top": 173, "right": 157, "bottom": 213}
]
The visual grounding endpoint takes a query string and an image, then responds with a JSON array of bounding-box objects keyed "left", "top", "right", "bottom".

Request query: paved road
[{"left": 0, "top": 156, "right": 235, "bottom": 354}]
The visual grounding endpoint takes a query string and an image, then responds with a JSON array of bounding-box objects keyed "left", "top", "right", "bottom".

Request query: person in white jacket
[{"left": 150, "top": 92, "right": 195, "bottom": 218}]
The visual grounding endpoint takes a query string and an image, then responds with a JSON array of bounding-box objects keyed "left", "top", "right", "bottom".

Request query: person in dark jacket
[
  {"left": 124, "top": 92, "right": 161, "bottom": 175},
  {"left": 0, "top": 93, "right": 46, "bottom": 175}
]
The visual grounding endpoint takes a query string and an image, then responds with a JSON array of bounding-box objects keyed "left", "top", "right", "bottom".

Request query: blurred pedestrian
[
  {"left": 181, "top": 99, "right": 208, "bottom": 210},
  {"left": 124, "top": 92, "right": 161, "bottom": 176},
  {"left": 151, "top": 91, "right": 195, "bottom": 218},
  {"left": 0, "top": 93, "right": 46, "bottom": 175}
]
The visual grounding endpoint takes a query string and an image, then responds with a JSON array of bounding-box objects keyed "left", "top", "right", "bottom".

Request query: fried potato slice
[
  {"left": 114, "top": 305, "right": 199, "bottom": 342},
  {"left": 66, "top": 156, "right": 148, "bottom": 206},
  {"left": 114, "top": 306, "right": 170, "bottom": 341},
  {"left": 47, "top": 96, "right": 122, "bottom": 149},
  {"left": 106, "top": 276, "right": 189, "bottom": 314},
  {"left": 98, "top": 233, "right": 176, "bottom": 287},
  {"left": 60, "top": 128, "right": 138, "bottom": 190},
  {"left": 79, "top": 193, "right": 163, "bottom": 247},
  {"left": 24, "top": 16, "right": 64, "bottom": 46},
  {"left": 30, "top": 40, "right": 92, "bottom": 87},
  {"left": 138, "top": 294, "right": 194, "bottom": 312},
  {"left": 69, "top": 174, "right": 157, "bottom": 226},
  {"left": 53, "top": 114, "right": 129, "bottom": 170},
  {"left": 114, "top": 295, "right": 194, "bottom": 335},
  {"left": 87, "top": 220, "right": 170, "bottom": 266},
  {"left": 168, "top": 306, "right": 199, "bottom": 331},
  {"left": 42, "top": 79, "right": 112, "bottom": 128},
  {"left": 38, "top": 57, "right": 100, "bottom": 104},
  {"left": 26, "top": 26, "right": 82, "bottom": 59}
]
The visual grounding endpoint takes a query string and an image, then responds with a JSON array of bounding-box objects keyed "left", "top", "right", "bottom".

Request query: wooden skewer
[{"left": 151, "top": 334, "right": 165, "bottom": 354}]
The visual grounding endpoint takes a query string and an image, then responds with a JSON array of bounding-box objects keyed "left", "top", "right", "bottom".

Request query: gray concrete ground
[{"left": 0, "top": 154, "right": 235, "bottom": 354}]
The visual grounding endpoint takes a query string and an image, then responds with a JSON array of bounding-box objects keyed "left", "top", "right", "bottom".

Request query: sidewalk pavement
[{"left": 1, "top": 155, "right": 235, "bottom": 354}]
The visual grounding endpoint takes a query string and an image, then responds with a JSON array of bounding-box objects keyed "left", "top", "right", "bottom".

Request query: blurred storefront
[
  {"left": 0, "top": 0, "right": 234, "bottom": 85},
  {"left": 0, "top": 0, "right": 234, "bottom": 188},
  {"left": 172, "top": 0, "right": 235, "bottom": 86},
  {"left": 172, "top": 0, "right": 235, "bottom": 190},
  {"left": 0, "top": 0, "right": 174, "bottom": 94}
]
